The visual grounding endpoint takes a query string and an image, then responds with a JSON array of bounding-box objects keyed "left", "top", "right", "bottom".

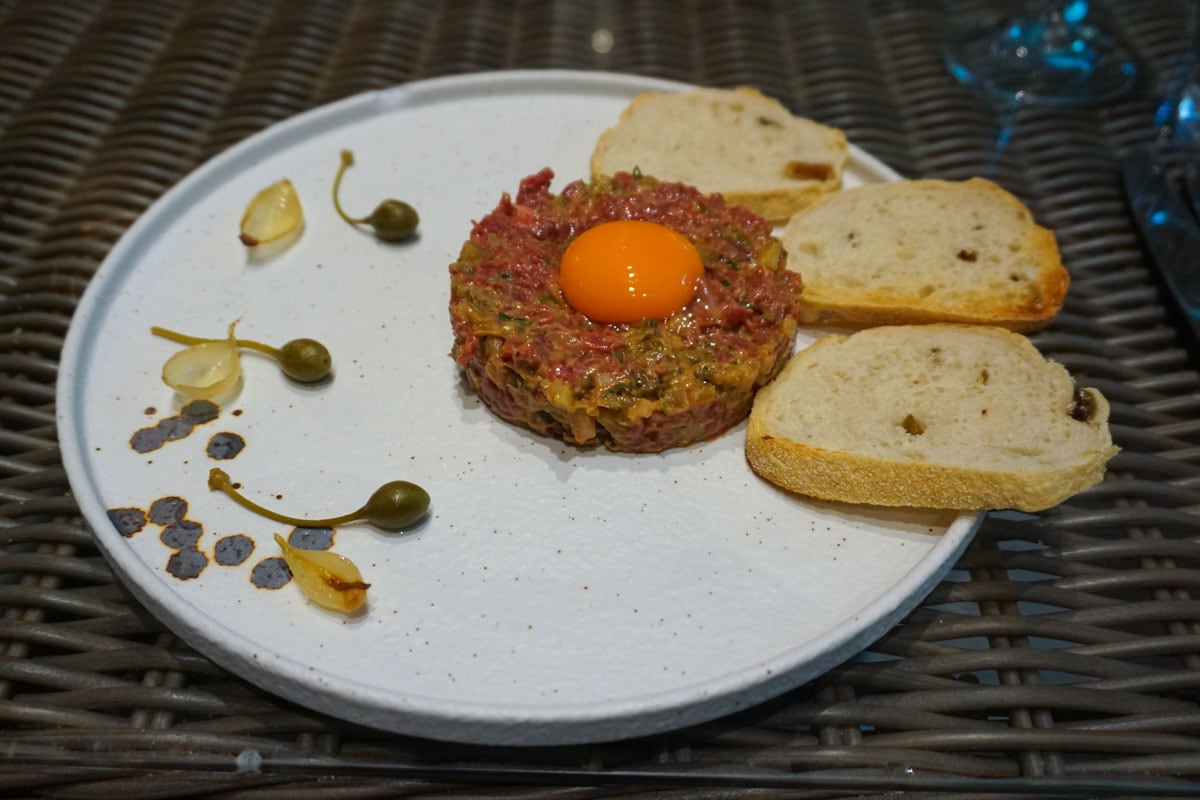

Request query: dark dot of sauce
[
  {"left": 206, "top": 432, "right": 246, "bottom": 460},
  {"left": 148, "top": 496, "right": 188, "bottom": 525},
  {"left": 180, "top": 399, "right": 220, "bottom": 425},
  {"left": 131, "top": 402, "right": 221, "bottom": 454},
  {"left": 251, "top": 557, "right": 292, "bottom": 589},
  {"left": 160, "top": 520, "right": 202, "bottom": 550},
  {"left": 157, "top": 416, "right": 194, "bottom": 442},
  {"left": 232, "top": 409, "right": 244, "bottom": 417},
  {"left": 107, "top": 507, "right": 147, "bottom": 537},
  {"left": 215, "top": 534, "right": 255, "bottom": 566},
  {"left": 144, "top": 407, "right": 157, "bottom": 415},
  {"left": 288, "top": 527, "right": 334, "bottom": 550},
  {"left": 166, "top": 547, "right": 208, "bottom": 580},
  {"left": 130, "top": 426, "right": 168, "bottom": 453}
]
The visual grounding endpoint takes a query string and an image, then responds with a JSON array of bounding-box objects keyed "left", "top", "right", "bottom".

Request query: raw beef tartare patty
[{"left": 449, "top": 168, "right": 803, "bottom": 453}]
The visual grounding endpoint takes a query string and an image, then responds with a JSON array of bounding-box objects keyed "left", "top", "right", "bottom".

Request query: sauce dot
[
  {"left": 207, "top": 432, "right": 246, "bottom": 460},
  {"left": 107, "top": 507, "right": 146, "bottom": 537},
  {"left": 160, "top": 521, "right": 202, "bottom": 550},
  {"left": 251, "top": 557, "right": 292, "bottom": 589},
  {"left": 166, "top": 548, "right": 208, "bottom": 580},
  {"left": 288, "top": 527, "right": 334, "bottom": 550},
  {"left": 215, "top": 534, "right": 254, "bottom": 566},
  {"left": 149, "top": 496, "right": 188, "bottom": 526}
]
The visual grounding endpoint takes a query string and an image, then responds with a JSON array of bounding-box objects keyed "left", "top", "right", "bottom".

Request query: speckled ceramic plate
[{"left": 57, "top": 70, "right": 980, "bottom": 746}]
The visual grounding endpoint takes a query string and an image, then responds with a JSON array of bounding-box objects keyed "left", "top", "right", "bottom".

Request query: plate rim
[{"left": 56, "top": 68, "right": 980, "bottom": 745}]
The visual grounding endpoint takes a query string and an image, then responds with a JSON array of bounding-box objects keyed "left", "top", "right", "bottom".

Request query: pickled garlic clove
[
  {"left": 274, "top": 533, "right": 369, "bottom": 614},
  {"left": 161, "top": 322, "right": 241, "bottom": 400},
  {"left": 240, "top": 178, "right": 304, "bottom": 248}
]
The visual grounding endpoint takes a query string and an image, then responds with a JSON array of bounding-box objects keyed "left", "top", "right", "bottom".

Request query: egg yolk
[{"left": 559, "top": 220, "right": 704, "bottom": 323}]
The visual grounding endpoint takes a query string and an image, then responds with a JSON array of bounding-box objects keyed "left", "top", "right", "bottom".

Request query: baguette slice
[
  {"left": 781, "top": 178, "right": 1069, "bottom": 331},
  {"left": 746, "top": 325, "right": 1118, "bottom": 512},
  {"left": 590, "top": 87, "right": 848, "bottom": 222}
]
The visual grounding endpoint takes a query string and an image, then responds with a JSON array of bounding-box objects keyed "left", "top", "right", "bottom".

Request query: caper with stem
[
  {"left": 152, "top": 325, "right": 332, "bottom": 383},
  {"left": 332, "top": 150, "right": 419, "bottom": 242},
  {"left": 208, "top": 468, "right": 430, "bottom": 531}
]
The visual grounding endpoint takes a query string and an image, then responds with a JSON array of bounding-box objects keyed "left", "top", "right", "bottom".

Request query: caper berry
[
  {"left": 333, "top": 149, "right": 420, "bottom": 242},
  {"left": 209, "top": 468, "right": 429, "bottom": 532},
  {"left": 366, "top": 200, "right": 420, "bottom": 242},
  {"left": 278, "top": 338, "right": 332, "bottom": 382},
  {"left": 152, "top": 325, "right": 333, "bottom": 386},
  {"left": 362, "top": 480, "right": 430, "bottom": 529}
]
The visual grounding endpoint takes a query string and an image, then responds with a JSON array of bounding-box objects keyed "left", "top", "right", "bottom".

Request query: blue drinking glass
[{"left": 944, "top": 1, "right": 1139, "bottom": 106}]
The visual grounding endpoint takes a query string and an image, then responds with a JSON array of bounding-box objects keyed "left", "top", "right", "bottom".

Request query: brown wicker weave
[{"left": 1, "top": 0, "right": 1198, "bottom": 797}]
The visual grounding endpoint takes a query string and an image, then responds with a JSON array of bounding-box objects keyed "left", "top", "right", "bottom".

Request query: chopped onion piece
[
  {"left": 240, "top": 178, "right": 303, "bottom": 247},
  {"left": 161, "top": 321, "right": 241, "bottom": 400},
  {"left": 274, "top": 534, "right": 369, "bottom": 613}
]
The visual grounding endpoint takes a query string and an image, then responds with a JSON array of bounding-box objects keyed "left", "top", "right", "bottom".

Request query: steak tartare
[{"left": 449, "top": 168, "right": 803, "bottom": 453}]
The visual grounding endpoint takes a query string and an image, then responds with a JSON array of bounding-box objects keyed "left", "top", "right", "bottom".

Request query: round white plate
[{"left": 57, "top": 70, "right": 979, "bottom": 746}]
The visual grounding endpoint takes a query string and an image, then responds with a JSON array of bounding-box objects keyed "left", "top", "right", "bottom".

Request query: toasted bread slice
[
  {"left": 781, "top": 178, "right": 1069, "bottom": 331},
  {"left": 590, "top": 87, "right": 847, "bottom": 222},
  {"left": 746, "top": 325, "right": 1118, "bottom": 512}
]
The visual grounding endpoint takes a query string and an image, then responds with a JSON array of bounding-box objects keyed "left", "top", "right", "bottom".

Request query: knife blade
[{"left": 1121, "top": 144, "right": 1200, "bottom": 354}]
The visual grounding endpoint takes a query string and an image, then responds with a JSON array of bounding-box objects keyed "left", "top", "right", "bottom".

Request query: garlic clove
[
  {"left": 274, "top": 534, "right": 369, "bottom": 613},
  {"left": 161, "top": 337, "right": 241, "bottom": 400},
  {"left": 240, "top": 179, "right": 304, "bottom": 247}
]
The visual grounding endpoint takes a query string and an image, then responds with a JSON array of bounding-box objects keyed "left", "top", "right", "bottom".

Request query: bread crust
[
  {"left": 745, "top": 326, "right": 1119, "bottom": 512},
  {"left": 785, "top": 178, "right": 1069, "bottom": 331},
  {"left": 746, "top": 418, "right": 1113, "bottom": 512},
  {"left": 591, "top": 87, "right": 847, "bottom": 222}
]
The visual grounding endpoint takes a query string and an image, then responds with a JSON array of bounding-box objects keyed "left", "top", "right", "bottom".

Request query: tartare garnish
[
  {"left": 158, "top": 321, "right": 242, "bottom": 401},
  {"left": 240, "top": 178, "right": 303, "bottom": 248},
  {"left": 207, "top": 468, "right": 429, "bottom": 531},
  {"left": 274, "top": 533, "right": 369, "bottom": 613},
  {"left": 332, "top": 150, "right": 420, "bottom": 242},
  {"left": 153, "top": 323, "right": 332, "bottom": 386}
]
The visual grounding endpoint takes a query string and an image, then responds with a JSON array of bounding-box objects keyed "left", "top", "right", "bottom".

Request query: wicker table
[{"left": 2, "top": 1, "right": 1199, "bottom": 797}]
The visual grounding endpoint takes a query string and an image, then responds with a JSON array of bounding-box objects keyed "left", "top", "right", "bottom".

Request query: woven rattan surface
[{"left": 2, "top": 0, "right": 1199, "bottom": 796}]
